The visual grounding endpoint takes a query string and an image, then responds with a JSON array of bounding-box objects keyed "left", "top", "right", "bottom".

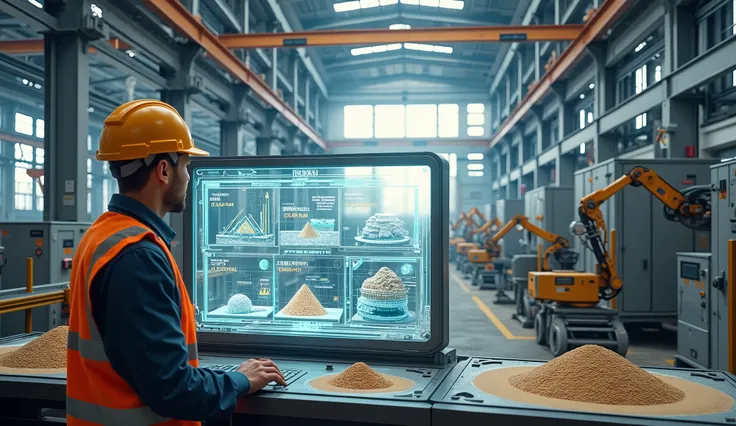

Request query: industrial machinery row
[{"left": 450, "top": 158, "right": 721, "bottom": 360}]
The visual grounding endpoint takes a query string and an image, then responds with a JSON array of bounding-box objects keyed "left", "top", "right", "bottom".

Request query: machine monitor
[{"left": 184, "top": 153, "right": 449, "bottom": 356}]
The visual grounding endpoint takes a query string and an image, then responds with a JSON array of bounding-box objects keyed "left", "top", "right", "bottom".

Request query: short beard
[{"left": 164, "top": 173, "right": 187, "bottom": 213}]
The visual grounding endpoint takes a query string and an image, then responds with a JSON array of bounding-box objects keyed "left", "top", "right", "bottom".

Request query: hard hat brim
[{"left": 181, "top": 146, "right": 210, "bottom": 157}]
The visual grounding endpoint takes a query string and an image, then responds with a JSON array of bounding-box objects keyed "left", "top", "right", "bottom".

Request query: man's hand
[{"left": 238, "top": 358, "right": 287, "bottom": 394}]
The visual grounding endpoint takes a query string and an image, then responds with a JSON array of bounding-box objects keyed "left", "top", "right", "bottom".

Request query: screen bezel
[{"left": 183, "top": 152, "right": 449, "bottom": 357}]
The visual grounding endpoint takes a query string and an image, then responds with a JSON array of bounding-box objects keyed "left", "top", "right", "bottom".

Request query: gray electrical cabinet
[
  {"left": 495, "top": 199, "right": 525, "bottom": 258},
  {"left": 0, "top": 222, "right": 91, "bottom": 336},
  {"left": 573, "top": 159, "right": 714, "bottom": 323},
  {"left": 524, "top": 186, "right": 574, "bottom": 268},
  {"left": 675, "top": 252, "right": 711, "bottom": 369},
  {"left": 709, "top": 159, "right": 736, "bottom": 372}
]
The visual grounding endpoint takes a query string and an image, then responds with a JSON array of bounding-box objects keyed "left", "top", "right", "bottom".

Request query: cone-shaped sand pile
[
  {"left": 509, "top": 344, "right": 686, "bottom": 405},
  {"left": 328, "top": 362, "right": 394, "bottom": 390},
  {"left": 299, "top": 222, "right": 319, "bottom": 239},
  {"left": 282, "top": 284, "right": 327, "bottom": 316},
  {"left": 0, "top": 326, "right": 68, "bottom": 369}
]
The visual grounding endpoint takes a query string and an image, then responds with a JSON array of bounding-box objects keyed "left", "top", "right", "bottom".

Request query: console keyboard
[{"left": 207, "top": 364, "right": 306, "bottom": 386}]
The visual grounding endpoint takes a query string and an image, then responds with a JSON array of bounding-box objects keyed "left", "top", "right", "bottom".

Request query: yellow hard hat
[{"left": 97, "top": 99, "right": 209, "bottom": 163}]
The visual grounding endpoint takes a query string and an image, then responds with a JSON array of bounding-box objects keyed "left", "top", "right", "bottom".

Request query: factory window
[
  {"left": 343, "top": 105, "right": 373, "bottom": 139},
  {"left": 468, "top": 171, "right": 484, "bottom": 177},
  {"left": 406, "top": 104, "right": 437, "bottom": 138},
  {"left": 14, "top": 165, "right": 32, "bottom": 211},
  {"left": 36, "top": 147, "right": 44, "bottom": 165},
  {"left": 467, "top": 127, "right": 484, "bottom": 137},
  {"left": 467, "top": 103, "right": 485, "bottom": 137},
  {"left": 35, "top": 119, "right": 44, "bottom": 139},
  {"left": 14, "top": 143, "right": 33, "bottom": 162},
  {"left": 635, "top": 65, "right": 648, "bottom": 94},
  {"left": 438, "top": 104, "right": 459, "bottom": 137},
  {"left": 655, "top": 65, "right": 662, "bottom": 82},
  {"left": 14, "top": 112, "right": 33, "bottom": 136},
  {"left": 635, "top": 113, "right": 648, "bottom": 130},
  {"left": 374, "top": 105, "right": 405, "bottom": 138}
]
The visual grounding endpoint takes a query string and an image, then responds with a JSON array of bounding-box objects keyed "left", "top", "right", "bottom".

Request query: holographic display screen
[{"left": 190, "top": 164, "right": 433, "bottom": 342}]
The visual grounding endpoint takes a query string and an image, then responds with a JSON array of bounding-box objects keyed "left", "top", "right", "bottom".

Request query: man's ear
[{"left": 156, "top": 159, "right": 171, "bottom": 184}]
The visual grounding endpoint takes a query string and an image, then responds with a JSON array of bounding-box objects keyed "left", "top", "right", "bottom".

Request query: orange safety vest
[{"left": 66, "top": 211, "right": 200, "bottom": 426}]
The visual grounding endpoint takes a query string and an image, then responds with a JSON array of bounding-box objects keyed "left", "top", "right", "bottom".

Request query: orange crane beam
[
  {"left": 218, "top": 25, "right": 583, "bottom": 49},
  {"left": 140, "top": 0, "right": 326, "bottom": 149},
  {"left": 0, "top": 38, "right": 131, "bottom": 55},
  {"left": 489, "top": 0, "right": 633, "bottom": 149}
]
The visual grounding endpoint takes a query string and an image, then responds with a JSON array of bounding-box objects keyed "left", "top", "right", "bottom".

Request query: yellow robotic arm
[
  {"left": 575, "top": 166, "right": 711, "bottom": 300},
  {"left": 470, "top": 217, "right": 502, "bottom": 236},
  {"left": 452, "top": 213, "right": 468, "bottom": 231},
  {"left": 484, "top": 214, "right": 573, "bottom": 271}
]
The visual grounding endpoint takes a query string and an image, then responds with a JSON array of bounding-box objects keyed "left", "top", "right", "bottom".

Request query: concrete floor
[{"left": 448, "top": 266, "right": 677, "bottom": 367}]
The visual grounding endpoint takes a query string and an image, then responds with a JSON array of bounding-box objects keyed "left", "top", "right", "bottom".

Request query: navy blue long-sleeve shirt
[{"left": 89, "top": 194, "right": 250, "bottom": 421}]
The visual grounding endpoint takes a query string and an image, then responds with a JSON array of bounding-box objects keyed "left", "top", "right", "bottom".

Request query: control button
[
  {"left": 35, "top": 248, "right": 42, "bottom": 257},
  {"left": 61, "top": 258, "right": 73, "bottom": 270}
]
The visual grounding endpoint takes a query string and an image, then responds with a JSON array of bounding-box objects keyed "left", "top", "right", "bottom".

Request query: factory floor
[{"left": 448, "top": 265, "right": 677, "bottom": 368}]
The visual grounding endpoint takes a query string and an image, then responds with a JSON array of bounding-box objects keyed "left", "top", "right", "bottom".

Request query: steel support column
[
  {"left": 256, "top": 110, "right": 278, "bottom": 156},
  {"left": 557, "top": 152, "right": 575, "bottom": 186},
  {"left": 661, "top": 98, "right": 698, "bottom": 158},
  {"left": 305, "top": 78, "right": 311, "bottom": 126},
  {"left": 594, "top": 130, "right": 617, "bottom": 163},
  {"left": 161, "top": 46, "right": 202, "bottom": 266},
  {"left": 292, "top": 55, "right": 299, "bottom": 111},
  {"left": 43, "top": 30, "right": 90, "bottom": 221}
]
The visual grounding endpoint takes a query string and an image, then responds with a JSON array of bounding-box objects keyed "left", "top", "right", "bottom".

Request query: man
[{"left": 67, "top": 99, "right": 286, "bottom": 425}]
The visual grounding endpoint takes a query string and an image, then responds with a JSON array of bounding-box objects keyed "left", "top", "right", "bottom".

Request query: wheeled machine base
[
  {"left": 472, "top": 269, "right": 499, "bottom": 290},
  {"left": 511, "top": 282, "right": 537, "bottom": 329},
  {"left": 533, "top": 303, "right": 629, "bottom": 357}
]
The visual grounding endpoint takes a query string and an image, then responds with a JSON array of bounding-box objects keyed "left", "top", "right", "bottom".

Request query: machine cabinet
[
  {"left": 0, "top": 222, "right": 91, "bottom": 336},
  {"left": 709, "top": 160, "right": 736, "bottom": 372},
  {"left": 523, "top": 186, "right": 574, "bottom": 268},
  {"left": 675, "top": 252, "right": 711, "bottom": 369},
  {"left": 573, "top": 159, "right": 714, "bottom": 323}
]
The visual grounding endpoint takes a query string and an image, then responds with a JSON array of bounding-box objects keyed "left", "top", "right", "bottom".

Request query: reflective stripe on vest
[
  {"left": 67, "top": 331, "right": 198, "bottom": 363},
  {"left": 67, "top": 395, "right": 170, "bottom": 426}
]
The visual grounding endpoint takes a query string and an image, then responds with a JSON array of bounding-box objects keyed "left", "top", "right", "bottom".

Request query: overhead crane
[{"left": 218, "top": 25, "right": 583, "bottom": 49}]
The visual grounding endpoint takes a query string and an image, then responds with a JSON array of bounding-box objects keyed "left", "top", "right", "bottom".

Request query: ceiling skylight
[
  {"left": 350, "top": 42, "right": 453, "bottom": 56},
  {"left": 404, "top": 43, "right": 453, "bottom": 54},
  {"left": 351, "top": 43, "right": 402, "bottom": 56},
  {"left": 389, "top": 23, "right": 411, "bottom": 30},
  {"left": 334, "top": 0, "right": 463, "bottom": 12}
]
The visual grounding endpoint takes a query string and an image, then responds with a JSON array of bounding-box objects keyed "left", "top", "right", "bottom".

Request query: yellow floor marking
[
  {"left": 665, "top": 359, "right": 674, "bottom": 366},
  {"left": 472, "top": 295, "right": 535, "bottom": 341},
  {"left": 457, "top": 279, "right": 471, "bottom": 294}
]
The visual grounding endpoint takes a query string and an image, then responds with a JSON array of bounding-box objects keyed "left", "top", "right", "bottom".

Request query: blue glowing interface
[{"left": 191, "top": 165, "right": 432, "bottom": 342}]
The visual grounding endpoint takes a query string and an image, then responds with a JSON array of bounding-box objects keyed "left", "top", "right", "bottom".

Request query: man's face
[{"left": 163, "top": 154, "right": 191, "bottom": 213}]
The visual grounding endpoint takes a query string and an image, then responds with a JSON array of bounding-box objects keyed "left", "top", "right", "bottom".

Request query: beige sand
[
  {"left": 0, "top": 347, "right": 66, "bottom": 375},
  {"left": 473, "top": 366, "right": 734, "bottom": 416},
  {"left": 311, "top": 373, "right": 415, "bottom": 394},
  {"left": 299, "top": 222, "right": 319, "bottom": 238},
  {"left": 282, "top": 284, "right": 327, "bottom": 316}
]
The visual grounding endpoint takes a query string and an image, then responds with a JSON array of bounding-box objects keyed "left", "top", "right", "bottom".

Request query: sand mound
[
  {"left": 0, "top": 326, "right": 68, "bottom": 369},
  {"left": 509, "top": 345, "right": 685, "bottom": 405},
  {"left": 328, "top": 362, "right": 393, "bottom": 389},
  {"left": 299, "top": 222, "right": 318, "bottom": 239},
  {"left": 282, "top": 284, "right": 327, "bottom": 316},
  {"left": 360, "top": 267, "right": 408, "bottom": 299}
]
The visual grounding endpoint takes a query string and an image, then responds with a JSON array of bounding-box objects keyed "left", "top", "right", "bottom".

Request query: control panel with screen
[{"left": 184, "top": 153, "right": 448, "bottom": 354}]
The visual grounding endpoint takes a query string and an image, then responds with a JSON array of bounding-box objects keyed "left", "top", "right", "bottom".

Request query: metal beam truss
[{"left": 218, "top": 25, "right": 583, "bottom": 49}]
